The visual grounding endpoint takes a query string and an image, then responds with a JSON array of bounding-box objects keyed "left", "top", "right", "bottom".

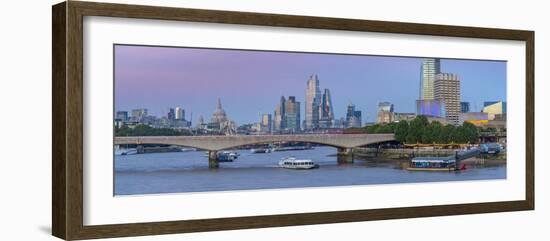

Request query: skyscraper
[
  {"left": 377, "top": 102, "right": 394, "bottom": 124},
  {"left": 175, "top": 106, "right": 185, "bottom": 120},
  {"left": 167, "top": 108, "right": 176, "bottom": 120},
  {"left": 131, "top": 108, "right": 148, "bottom": 121},
  {"left": 419, "top": 58, "right": 441, "bottom": 100},
  {"left": 284, "top": 96, "right": 301, "bottom": 132},
  {"left": 305, "top": 74, "right": 321, "bottom": 130},
  {"left": 318, "top": 88, "right": 334, "bottom": 128},
  {"left": 460, "top": 102, "right": 470, "bottom": 113},
  {"left": 261, "top": 113, "right": 272, "bottom": 133},
  {"left": 346, "top": 102, "right": 362, "bottom": 128},
  {"left": 273, "top": 96, "right": 286, "bottom": 131},
  {"left": 434, "top": 73, "right": 460, "bottom": 125},
  {"left": 116, "top": 111, "right": 128, "bottom": 121}
]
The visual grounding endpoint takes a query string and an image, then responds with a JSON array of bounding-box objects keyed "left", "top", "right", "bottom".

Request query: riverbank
[{"left": 353, "top": 147, "right": 506, "bottom": 162}]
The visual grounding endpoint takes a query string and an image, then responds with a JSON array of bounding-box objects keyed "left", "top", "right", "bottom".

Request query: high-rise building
[
  {"left": 175, "top": 107, "right": 185, "bottom": 120},
  {"left": 116, "top": 111, "right": 128, "bottom": 121},
  {"left": 131, "top": 108, "right": 148, "bottom": 121},
  {"left": 305, "top": 74, "right": 321, "bottom": 130},
  {"left": 167, "top": 108, "right": 176, "bottom": 120},
  {"left": 284, "top": 96, "right": 301, "bottom": 132},
  {"left": 434, "top": 73, "right": 460, "bottom": 125},
  {"left": 416, "top": 99, "right": 446, "bottom": 117},
  {"left": 376, "top": 102, "right": 394, "bottom": 124},
  {"left": 346, "top": 102, "right": 362, "bottom": 128},
  {"left": 318, "top": 88, "right": 334, "bottom": 128},
  {"left": 460, "top": 102, "right": 470, "bottom": 113},
  {"left": 419, "top": 58, "right": 441, "bottom": 100},
  {"left": 273, "top": 96, "right": 286, "bottom": 131},
  {"left": 261, "top": 114, "right": 272, "bottom": 133}
]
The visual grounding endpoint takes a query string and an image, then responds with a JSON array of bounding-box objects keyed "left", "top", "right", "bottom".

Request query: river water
[{"left": 114, "top": 146, "right": 506, "bottom": 195}]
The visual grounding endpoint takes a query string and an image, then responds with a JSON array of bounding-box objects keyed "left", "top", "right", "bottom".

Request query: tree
[
  {"left": 407, "top": 116, "right": 428, "bottom": 143},
  {"left": 394, "top": 120, "right": 409, "bottom": 143}
]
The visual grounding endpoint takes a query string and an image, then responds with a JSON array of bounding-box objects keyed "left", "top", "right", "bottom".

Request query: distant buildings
[
  {"left": 460, "top": 102, "right": 470, "bottom": 113},
  {"left": 273, "top": 96, "right": 286, "bottom": 131},
  {"left": 434, "top": 73, "right": 461, "bottom": 125},
  {"left": 209, "top": 98, "right": 235, "bottom": 133},
  {"left": 319, "top": 88, "right": 334, "bottom": 128},
  {"left": 272, "top": 95, "right": 301, "bottom": 133},
  {"left": 284, "top": 96, "right": 301, "bottom": 132},
  {"left": 305, "top": 75, "right": 321, "bottom": 130},
  {"left": 419, "top": 58, "right": 441, "bottom": 100},
  {"left": 482, "top": 101, "right": 507, "bottom": 120},
  {"left": 377, "top": 102, "right": 394, "bottom": 124},
  {"left": 131, "top": 108, "right": 148, "bottom": 121},
  {"left": 459, "top": 112, "right": 489, "bottom": 126},
  {"left": 116, "top": 111, "right": 128, "bottom": 121},
  {"left": 345, "top": 102, "right": 362, "bottom": 128},
  {"left": 416, "top": 99, "right": 445, "bottom": 117},
  {"left": 261, "top": 113, "right": 272, "bottom": 133},
  {"left": 175, "top": 107, "right": 185, "bottom": 120},
  {"left": 393, "top": 112, "right": 416, "bottom": 122},
  {"left": 167, "top": 108, "right": 175, "bottom": 121}
]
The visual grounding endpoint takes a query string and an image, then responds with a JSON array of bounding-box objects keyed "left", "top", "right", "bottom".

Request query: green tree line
[
  {"left": 115, "top": 124, "right": 193, "bottom": 136},
  {"left": 352, "top": 116, "right": 479, "bottom": 144}
]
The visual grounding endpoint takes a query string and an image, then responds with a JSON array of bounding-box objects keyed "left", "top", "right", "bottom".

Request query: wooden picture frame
[{"left": 52, "top": 1, "right": 534, "bottom": 240}]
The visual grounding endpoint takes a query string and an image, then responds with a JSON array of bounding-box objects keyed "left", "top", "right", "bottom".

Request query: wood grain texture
[
  {"left": 52, "top": 2, "right": 67, "bottom": 239},
  {"left": 51, "top": 1, "right": 535, "bottom": 240}
]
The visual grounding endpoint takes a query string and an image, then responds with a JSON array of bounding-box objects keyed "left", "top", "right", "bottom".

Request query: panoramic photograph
[{"left": 113, "top": 44, "right": 507, "bottom": 195}]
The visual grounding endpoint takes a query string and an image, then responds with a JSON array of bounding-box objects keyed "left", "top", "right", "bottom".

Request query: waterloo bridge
[{"left": 114, "top": 133, "right": 396, "bottom": 168}]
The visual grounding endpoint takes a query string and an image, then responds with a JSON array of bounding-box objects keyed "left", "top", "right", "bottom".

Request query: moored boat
[{"left": 407, "top": 156, "right": 457, "bottom": 171}]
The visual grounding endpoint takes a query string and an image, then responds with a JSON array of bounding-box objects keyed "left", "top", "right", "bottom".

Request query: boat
[
  {"left": 119, "top": 149, "right": 137, "bottom": 156},
  {"left": 407, "top": 156, "right": 457, "bottom": 171},
  {"left": 250, "top": 148, "right": 272, "bottom": 153},
  {"left": 217, "top": 151, "right": 239, "bottom": 162},
  {"left": 278, "top": 157, "right": 319, "bottom": 169},
  {"left": 180, "top": 147, "right": 197, "bottom": 152}
]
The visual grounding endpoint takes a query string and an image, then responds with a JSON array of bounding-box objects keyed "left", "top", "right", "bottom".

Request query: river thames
[{"left": 114, "top": 146, "right": 506, "bottom": 195}]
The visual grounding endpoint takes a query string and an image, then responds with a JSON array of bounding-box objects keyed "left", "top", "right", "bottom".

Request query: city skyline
[{"left": 115, "top": 45, "right": 506, "bottom": 125}]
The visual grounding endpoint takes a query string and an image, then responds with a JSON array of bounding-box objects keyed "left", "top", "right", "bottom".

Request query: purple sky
[{"left": 114, "top": 44, "right": 506, "bottom": 125}]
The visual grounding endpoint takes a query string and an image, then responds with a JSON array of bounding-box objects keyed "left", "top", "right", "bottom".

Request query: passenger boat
[
  {"left": 250, "top": 148, "right": 272, "bottom": 153},
  {"left": 407, "top": 156, "right": 457, "bottom": 171},
  {"left": 278, "top": 157, "right": 319, "bottom": 169}
]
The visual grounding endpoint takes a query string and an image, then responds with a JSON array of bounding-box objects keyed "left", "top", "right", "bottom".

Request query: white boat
[
  {"left": 250, "top": 148, "right": 272, "bottom": 153},
  {"left": 180, "top": 147, "right": 197, "bottom": 152},
  {"left": 278, "top": 157, "right": 319, "bottom": 169}
]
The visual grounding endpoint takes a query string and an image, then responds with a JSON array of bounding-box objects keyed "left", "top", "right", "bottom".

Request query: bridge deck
[{"left": 114, "top": 134, "right": 395, "bottom": 151}]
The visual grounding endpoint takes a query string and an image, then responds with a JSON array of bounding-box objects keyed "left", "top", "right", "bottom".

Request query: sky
[{"left": 114, "top": 44, "right": 506, "bottom": 125}]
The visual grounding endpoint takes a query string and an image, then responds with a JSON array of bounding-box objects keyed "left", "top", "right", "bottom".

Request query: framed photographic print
[{"left": 52, "top": 1, "right": 534, "bottom": 240}]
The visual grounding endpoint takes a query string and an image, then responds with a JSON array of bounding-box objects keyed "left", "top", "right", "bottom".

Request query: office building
[
  {"left": 175, "top": 106, "right": 185, "bottom": 120},
  {"left": 305, "top": 74, "right": 321, "bottom": 129},
  {"left": 284, "top": 96, "right": 301, "bottom": 132},
  {"left": 460, "top": 102, "right": 470, "bottom": 113},
  {"left": 346, "top": 102, "right": 362, "bottom": 128},
  {"left": 434, "top": 73, "right": 461, "bottom": 125},
  {"left": 319, "top": 88, "right": 334, "bottom": 128},
  {"left": 419, "top": 58, "right": 441, "bottom": 100},
  {"left": 377, "top": 102, "right": 394, "bottom": 124},
  {"left": 416, "top": 99, "right": 446, "bottom": 117},
  {"left": 116, "top": 111, "right": 128, "bottom": 122},
  {"left": 273, "top": 96, "right": 286, "bottom": 131}
]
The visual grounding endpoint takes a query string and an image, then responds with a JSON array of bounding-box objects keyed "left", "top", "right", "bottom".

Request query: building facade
[
  {"left": 419, "top": 58, "right": 441, "bottom": 100},
  {"left": 376, "top": 101, "right": 394, "bottom": 124},
  {"left": 175, "top": 107, "right": 185, "bottom": 120},
  {"left": 482, "top": 101, "right": 507, "bottom": 120},
  {"left": 345, "top": 102, "right": 362, "bottom": 128},
  {"left": 305, "top": 74, "right": 321, "bottom": 130},
  {"left": 318, "top": 88, "right": 334, "bottom": 128},
  {"left": 460, "top": 102, "right": 470, "bottom": 113},
  {"left": 416, "top": 99, "right": 446, "bottom": 117},
  {"left": 131, "top": 108, "right": 148, "bottom": 121},
  {"left": 434, "top": 73, "right": 461, "bottom": 125},
  {"left": 284, "top": 96, "right": 301, "bottom": 132},
  {"left": 116, "top": 111, "right": 128, "bottom": 122},
  {"left": 273, "top": 96, "right": 286, "bottom": 131}
]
